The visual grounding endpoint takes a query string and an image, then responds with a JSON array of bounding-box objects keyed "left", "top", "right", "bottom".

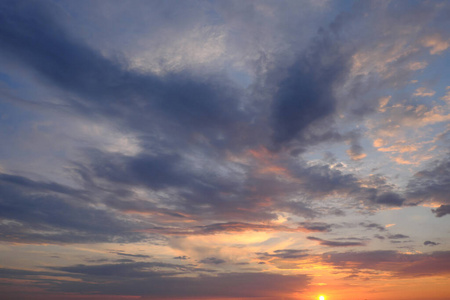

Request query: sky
[{"left": 0, "top": 0, "right": 450, "bottom": 299}]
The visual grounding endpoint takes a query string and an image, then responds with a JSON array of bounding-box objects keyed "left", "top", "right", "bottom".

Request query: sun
[{"left": 319, "top": 296, "right": 326, "bottom": 300}]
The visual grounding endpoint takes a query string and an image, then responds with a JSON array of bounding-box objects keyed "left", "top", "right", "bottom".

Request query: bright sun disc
[{"left": 319, "top": 296, "right": 325, "bottom": 300}]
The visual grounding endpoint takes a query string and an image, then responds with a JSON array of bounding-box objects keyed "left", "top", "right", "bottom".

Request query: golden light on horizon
[{"left": 319, "top": 296, "right": 325, "bottom": 300}]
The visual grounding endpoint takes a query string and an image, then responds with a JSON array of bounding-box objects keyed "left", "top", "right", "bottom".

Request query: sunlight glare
[{"left": 319, "top": 296, "right": 325, "bottom": 300}]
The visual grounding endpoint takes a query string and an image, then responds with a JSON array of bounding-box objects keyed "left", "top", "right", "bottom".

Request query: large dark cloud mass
[
  {"left": 270, "top": 31, "right": 353, "bottom": 147},
  {"left": 0, "top": 0, "right": 247, "bottom": 152}
]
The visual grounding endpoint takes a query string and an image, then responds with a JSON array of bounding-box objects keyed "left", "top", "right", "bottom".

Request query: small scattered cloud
[
  {"left": 257, "top": 249, "right": 309, "bottom": 260},
  {"left": 421, "top": 34, "right": 450, "bottom": 55},
  {"left": 347, "top": 144, "right": 367, "bottom": 161},
  {"left": 413, "top": 87, "right": 436, "bottom": 97},
  {"left": 424, "top": 241, "right": 440, "bottom": 246},
  {"left": 408, "top": 61, "right": 428, "bottom": 71},
  {"left": 441, "top": 86, "right": 450, "bottom": 103},
  {"left": 174, "top": 256, "right": 189, "bottom": 260},
  {"left": 360, "top": 222, "right": 386, "bottom": 232},
  {"left": 298, "top": 222, "right": 333, "bottom": 232},
  {"left": 199, "top": 257, "right": 226, "bottom": 265},
  {"left": 378, "top": 96, "right": 391, "bottom": 112},
  {"left": 388, "top": 234, "right": 410, "bottom": 239}
]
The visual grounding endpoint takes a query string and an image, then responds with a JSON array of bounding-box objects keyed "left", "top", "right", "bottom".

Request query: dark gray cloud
[
  {"left": 113, "top": 252, "right": 151, "bottom": 259},
  {"left": 140, "top": 223, "right": 300, "bottom": 236},
  {"left": 284, "top": 161, "right": 405, "bottom": 207},
  {"left": 323, "top": 250, "right": 450, "bottom": 277},
  {"left": 360, "top": 222, "right": 386, "bottom": 232},
  {"left": 298, "top": 222, "right": 333, "bottom": 232},
  {"left": 0, "top": 172, "right": 153, "bottom": 243},
  {"left": 0, "top": 150, "right": 406, "bottom": 247},
  {"left": 53, "top": 272, "right": 310, "bottom": 298},
  {"left": 307, "top": 236, "right": 366, "bottom": 247},
  {"left": 140, "top": 221, "right": 335, "bottom": 236},
  {"left": 265, "top": 0, "right": 448, "bottom": 151},
  {"left": 115, "top": 259, "right": 135, "bottom": 263},
  {"left": 83, "top": 150, "right": 189, "bottom": 191},
  {"left": 347, "top": 142, "right": 366, "bottom": 161},
  {"left": 0, "top": 0, "right": 410, "bottom": 248},
  {"left": 76, "top": 149, "right": 280, "bottom": 222},
  {"left": 49, "top": 261, "right": 196, "bottom": 278},
  {"left": 388, "top": 234, "right": 410, "bottom": 240},
  {"left": 1, "top": 264, "right": 310, "bottom": 299},
  {"left": 0, "top": 0, "right": 248, "bottom": 151},
  {"left": 174, "top": 256, "right": 189, "bottom": 260},
  {"left": 374, "top": 234, "right": 385, "bottom": 240},
  {"left": 270, "top": 28, "right": 353, "bottom": 148},
  {"left": 0, "top": 148, "right": 406, "bottom": 247},
  {"left": 79, "top": 149, "right": 387, "bottom": 223},
  {"left": 407, "top": 156, "right": 450, "bottom": 208},
  {"left": 199, "top": 257, "right": 226, "bottom": 265},
  {"left": 371, "top": 192, "right": 405, "bottom": 207},
  {"left": 432, "top": 205, "right": 450, "bottom": 217},
  {"left": 257, "top": 249, "right": 309, "bottom": 260},
  {"left": 424, "top": 241, "right": 439, "bottom": 246}
]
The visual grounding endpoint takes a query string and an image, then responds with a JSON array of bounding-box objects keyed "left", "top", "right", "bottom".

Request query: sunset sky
[{"left": 1, "top": 1, "right": 450, "bottom": 299}]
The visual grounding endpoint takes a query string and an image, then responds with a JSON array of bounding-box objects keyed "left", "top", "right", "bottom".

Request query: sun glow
[{"left": 319, "top": 296, "right": 326, "bottom": 300}]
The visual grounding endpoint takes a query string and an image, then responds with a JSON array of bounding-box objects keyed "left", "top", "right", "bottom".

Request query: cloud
[
  {"left": 173, "top": 256, "right": 189, "bottom": 260},
  {"left": 0, "top": 1, "right": 412, "bottom": 240},
  {"left": 424, "top": 241, "right": 440, "bottom": 246},
  {"left": 199, "top": 257, "right": 226, "bottom": 265},
  {"left": 3, "top": 262, "right": 309, "bottom": 298},
  {"left": 421, "top": 33, "right": 450, "bottom": 55},
  {"left": 0, "top": 0, "right": 247, "bottom": 149},
  {"left": 114, "top": 259, "right": 135, "bottom": 263},
  {"left": 0, "top": 1, "right": 449, "bottom": 299},
  {"left": 257, "top": 249, "right": 309, "bottom": 260},
  {"left": 113, "top": 252, "right": 151, "bottom": 259},
  {"left": 388, "top": 234, "right": 410, "bottom": 239},
  {"left": 360, "top": 222, "right": 387, "bottom": 232},
  {"left": 441, "top": 86, "right": 450, "bottom": 102},
  {"left": 371, "top": 192, "right": 405, "bottom": 206},
  {"left": 298, "top": 222, "right": 333, "bottom": 232},
  {"left": 374, "top": 234, "right": 385, "bottom": 240},
  {"left": 0, "top": 172, "right": 154, "bottom": 244},
  {"left": 78, "top": 145, "right": 406, "bottom": 227},
  {"left": 270, "top": 30, "right": 353, "bottom": 148},
  {"left": 323, "top": 250, "right": 450, "bottom": 277},
  {"left": 432, "top": 205, "right": 450, "bottom": 217},
  {"left": 346, "top": 143, "right": 367, "bottom": 161},
  {"left": 139, "top": 221, "right": 331, "bottom": 236},
  {"left": 307, "top": 236, "right": 366, "bottom": 247},
  {"left": 58, "top": 272, "right": 310, "bottom": 298},
  {"left": 406, "top": 155, "right": 450, "bottom": 206},
  {"left": 285, "top": 161, "right": 406, "bottom": 207},
  {"left": 413, "top": 87, "right": 436, "bottom": 97},
  {"left": 49, "top": 261, "right": 205, "bottom": 278}
]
